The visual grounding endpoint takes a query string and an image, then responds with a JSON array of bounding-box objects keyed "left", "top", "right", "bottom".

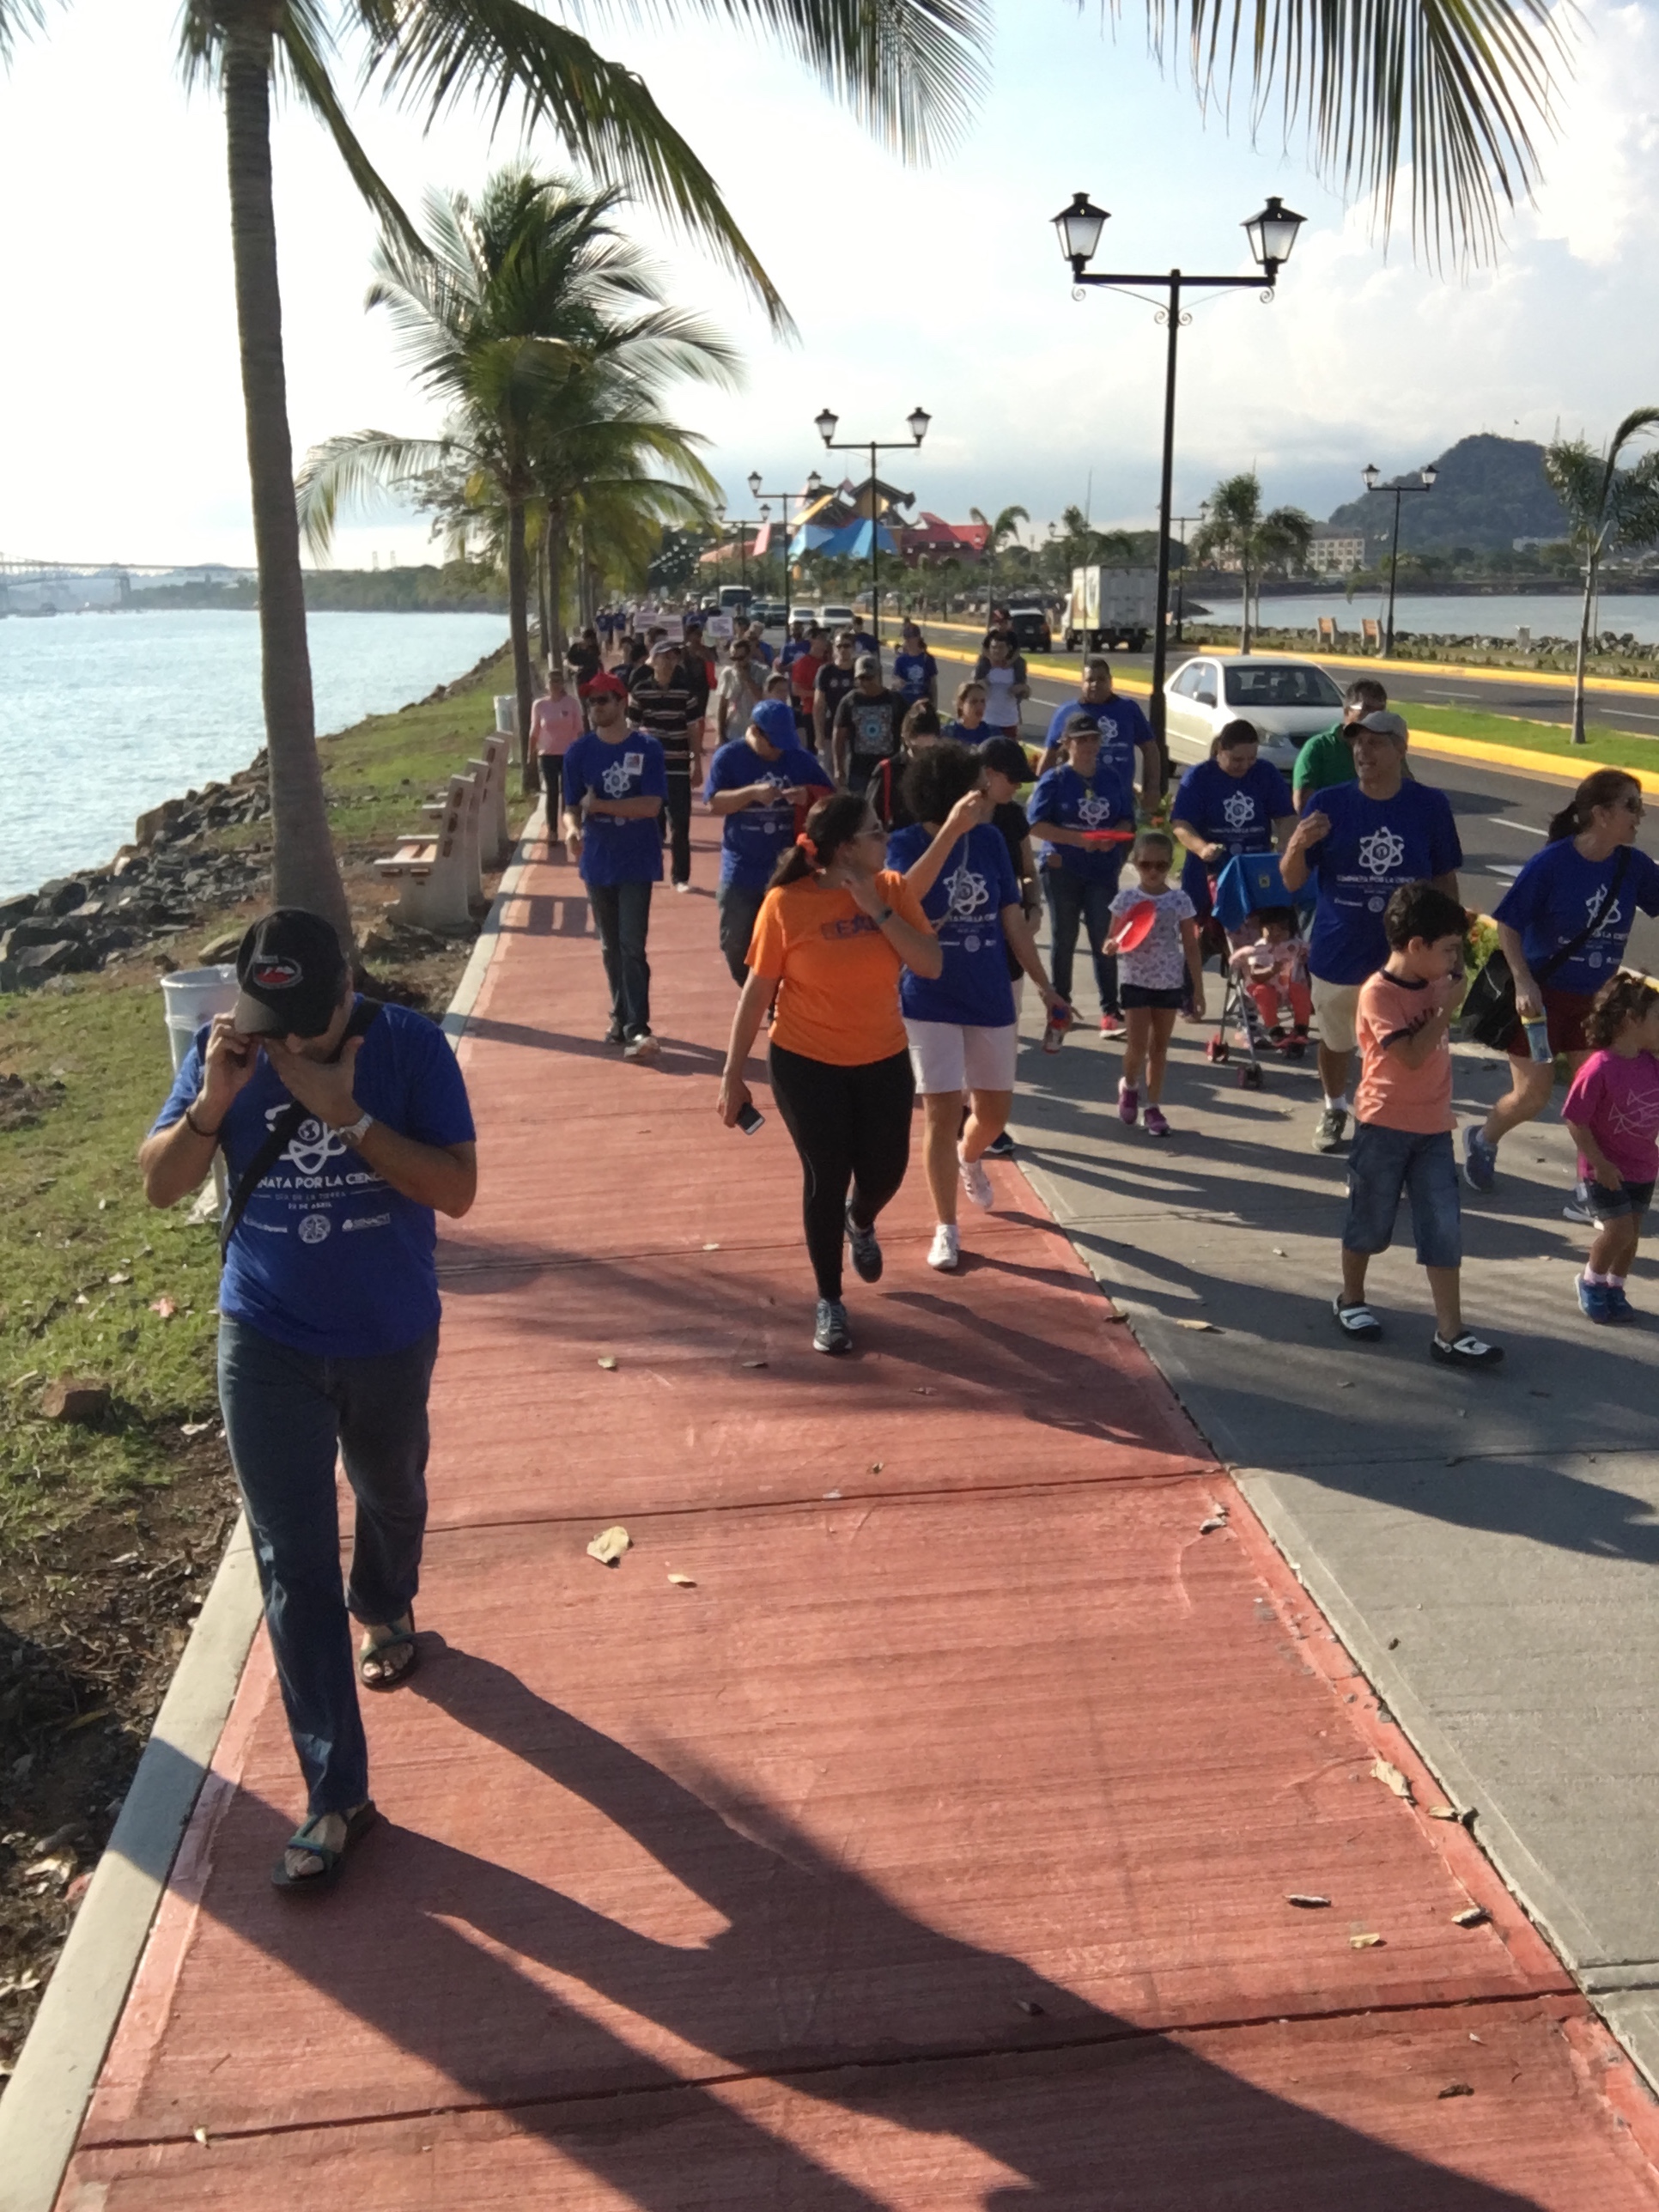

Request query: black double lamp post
[
  {"left": 1363, "top": 461, "right": 1437, "bottom": 659},
  {"left": 812, "top": 406, "right": 932, "bottom": 647},
  {"left": 746, "top": 467, "right": 823, "bottom": 633},
  {"left": 1052, "top": 191, "right": 1304, "bottom": 763}
]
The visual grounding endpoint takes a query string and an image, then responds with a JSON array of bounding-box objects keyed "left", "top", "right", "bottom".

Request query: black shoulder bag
[
  {"left": 1459, "top": 848, "right": 1631, "bottom": 1050},
  {"left": 217, "top": 999, "right": 383, "bottom": 1258}
]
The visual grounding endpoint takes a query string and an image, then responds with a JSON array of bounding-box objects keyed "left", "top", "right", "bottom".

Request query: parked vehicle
[
  {"left": 1065, "top": 567, "right": 1157, "bottom": 653},
  {"left": 1006, "top": 599, "right": 1052, "bottom": 652},
  {"left": 750, "top": 599, "right": 787, "bottom": 626},
  {"left": 820, "top": 604, "right": 857, "bottom": 631},
  {"left": 1162, "top": 653, "right": 1345, "bottom": 774},
  {"left": 718, "top": 585, "right": 754, "bottom": 615}
]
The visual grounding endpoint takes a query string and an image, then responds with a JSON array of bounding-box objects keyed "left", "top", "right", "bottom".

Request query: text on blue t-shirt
[
  {"left": 1304, "top": 779, "right": 1462, "bottom": 985},
  {"left": 886, "top": 821, "right": 1020, "bottom": 1028}
]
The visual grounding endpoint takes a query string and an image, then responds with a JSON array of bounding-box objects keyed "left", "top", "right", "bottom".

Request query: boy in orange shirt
[{"left": 1333, "top": 882, "right": 1503, "bottom": 1370}]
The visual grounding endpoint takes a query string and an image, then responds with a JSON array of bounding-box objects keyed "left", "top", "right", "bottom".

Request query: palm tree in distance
[
  {"left": 298, "top": 172, "right": 732, "bottom": 788},
  {"left": 1192, "top": 474, "right": 1315, "bottom": 653},
  {"left": 1544, "top": 411, "right": 1659, "bottom": 746}
]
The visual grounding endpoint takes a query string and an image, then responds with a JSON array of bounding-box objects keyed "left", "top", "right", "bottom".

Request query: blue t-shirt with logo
[
  {"left": 562, "top": 731, "right": 666, "bottom": 886},
  {"left": 151, "top": 1001, "right": 476, "bottom": 1360},
  {"left": 1029, "top": 761, "right": 1134, "bottom": 882},
  {"left": 702, "top": 738, "right": 830, "bottom": 891},
  {"left": 780, "top": 639, "right": 810, "bottom": 670},
  {"left": 892, "top": 649, "right": 938, "bottom": 705},
  {"left": 1494, "top": 837, "right": 1659, "bottom": 995},
  {"left": 887, "top": 821, "right": 1019, "bottom": 1029},
  {"left": 1303, "top": 779, "right": 1462, "bottom": 984},
  {"left": 1044, "top": 696, "right": 1155, "bottom": 786},
  {"left": 1171, "top": 758, "right": 1293, "bottom": 903}
]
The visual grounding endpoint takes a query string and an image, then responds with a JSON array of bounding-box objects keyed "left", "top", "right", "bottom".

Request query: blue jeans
[
  {"left": 1042, "top": 868, "right": 1121, "bottom": 1018},
  {"left": 1344, "top": 1124, "right": 1462, "bottom": 1269},
  {"left": 587, "top": 878, "right": 653, "bottom": 1039},
  {"left": 217, "top": 1316, "right": 439, "bottom": 1818},
  {"left": 716, "top": 878, "right": 766, "bottom": 988}
]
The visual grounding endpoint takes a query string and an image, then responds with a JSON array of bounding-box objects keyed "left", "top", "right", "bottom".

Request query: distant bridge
[{"left": 0, "top": 558, "right": 256, "bottom": 614}]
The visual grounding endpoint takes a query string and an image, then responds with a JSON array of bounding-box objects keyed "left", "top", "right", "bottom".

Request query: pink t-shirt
[
  {"left": 1353, "top": 969, "right": 1455, "bottom": 1135},
  {"left": 1562, "top": 1048, "right": 1659, "bottom": 1185},
  {"left": 531, "top": 692, "right": 583, "bottom": 757}
]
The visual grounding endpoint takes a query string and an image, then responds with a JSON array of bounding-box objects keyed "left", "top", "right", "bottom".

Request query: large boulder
[{"left": 36, "top": 878, "right": 89, "bottom": 915}]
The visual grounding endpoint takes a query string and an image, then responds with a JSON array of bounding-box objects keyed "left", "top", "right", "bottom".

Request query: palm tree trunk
[
  {"left": 1572, "top": 557, "right": 1595, "bottom": 745},
  {"left": 1240, "top": 548, "right": 1253, "bottom": 654},
  {"left": 546, "top": 504, "right": 566, "bottom": 670},
  {"left": 222, "top": 21, "right": 351, "bottom": 951},
  {"left": 507, "top": 494, "right": 538, "bottom": 794},
  {"left": 537, "top": 531, "right": 552, "bottom": 676}
]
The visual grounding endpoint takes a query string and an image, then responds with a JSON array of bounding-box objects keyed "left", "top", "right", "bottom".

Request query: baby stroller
[{"left": 1205, "top": 852, "right": 1316, "bottom": 1091}]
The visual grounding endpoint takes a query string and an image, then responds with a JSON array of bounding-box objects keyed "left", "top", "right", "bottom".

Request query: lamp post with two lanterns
[
  {"left": 1363, "top": 462, "right": 1437, "bottom": 659},
  {"left": 746, "top": 468, "right": 823, "bottom": 635},
  {"left": 1050, "top": 192, "right": 1304, "bottom": 774},
  {"left": 812, "top": 406, "right": 933, "bottom": 649}
]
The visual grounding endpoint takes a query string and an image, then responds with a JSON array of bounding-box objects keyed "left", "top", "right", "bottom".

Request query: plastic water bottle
[
  {"left": 1525, "top": 1018, "right": 1552, "bottom": 1063},
  {"left": 1042, "top": 1002, "right": 1074, "bottom": 1054}
]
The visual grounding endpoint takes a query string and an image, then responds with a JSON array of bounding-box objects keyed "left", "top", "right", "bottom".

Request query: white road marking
[{"left": 1490, "top": 817, "right": 1547, "bottom": 836}]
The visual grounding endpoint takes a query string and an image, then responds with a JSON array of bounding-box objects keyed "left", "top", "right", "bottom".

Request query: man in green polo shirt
[{"left": 1292, "top": 678, "right": 1389, "bottom": 814}]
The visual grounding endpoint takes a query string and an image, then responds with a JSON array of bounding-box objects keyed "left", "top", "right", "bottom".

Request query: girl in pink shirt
[{"left": 1563, "top": 974, "right": 1659, "bottom": 1322}]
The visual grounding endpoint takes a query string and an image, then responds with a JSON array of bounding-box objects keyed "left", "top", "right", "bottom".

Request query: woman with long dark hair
[
  {"left": 1465, "top": 767, "right": 1659, "bottom": 1194},
  {"left": 718, "top": 792, "right": 940, "bottom": 1355}
]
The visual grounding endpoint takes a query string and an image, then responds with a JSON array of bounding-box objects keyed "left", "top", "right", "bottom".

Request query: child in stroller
[
  {"left": 1206, "top": 854, "right": 1315, "bottom": 1088},
  {"left": 1229, "top": 907, "right": 1311, "bottom": 1055}
]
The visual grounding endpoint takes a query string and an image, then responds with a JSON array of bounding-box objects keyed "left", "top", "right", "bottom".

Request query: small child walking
[
  {"left": 1228, "top": 906, "right": 1311, "bottom": 1052},
  {"left": 1106, "top": 830, "right": 1204, "bottom": 1139},
  {"left": 1333, "top": 880, "right": 1503, "bottom": 1370},
  {"left": 1561, "top": 973, "right": 1659, "bottom": 1322}
]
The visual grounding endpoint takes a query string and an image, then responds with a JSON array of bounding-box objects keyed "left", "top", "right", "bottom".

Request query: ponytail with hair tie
[{"left": 795, "top": 832, "right": 818, "bottom": 861}]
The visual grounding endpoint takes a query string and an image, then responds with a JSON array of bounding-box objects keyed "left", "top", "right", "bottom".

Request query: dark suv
[{"left": 1006, "top": 602, "right": 1052, "bottom": 652}]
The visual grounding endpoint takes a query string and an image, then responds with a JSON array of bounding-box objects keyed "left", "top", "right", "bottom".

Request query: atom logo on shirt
[
  {"left": 600, "top": 761, "right": 634, "bottom": 798},
  {"left": 1078, "top": 790, "right": 1115, "bottom": 829},
  {"left": 1357, "top": 826, "right": 1407, "bottom": 878},
  {"left": 943, "top": 862, "right": 991, "bottom": 919},
  {"left": 1222, "top": 789, "right": 1257, "bottom": 831}
]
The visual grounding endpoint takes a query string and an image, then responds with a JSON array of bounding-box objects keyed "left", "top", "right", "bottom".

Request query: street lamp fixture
[
  {"left": 1363, "top": 463, "right": 1437, "bottom": 658},
  {"left": 1048, "top": 189, "right": 1305, "bottom": 778},
  {"left": 746, "top": 469, "right": 829, "bottom": 636},
  {"left": 811, "top": 409, "right": 933, "bottom": 647}
]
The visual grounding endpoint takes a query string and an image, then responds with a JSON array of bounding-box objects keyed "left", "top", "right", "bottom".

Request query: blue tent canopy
[{"left": 796, "top": 517, "right": 898, "bottom": 562}]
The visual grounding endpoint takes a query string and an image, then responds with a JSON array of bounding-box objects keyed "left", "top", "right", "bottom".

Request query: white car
[
  {"left": 1164, "top": 653, "right": 1345, "bottom": 775},
  {"left": 820, "top": 604, "right": 858, "bottom": 632}
]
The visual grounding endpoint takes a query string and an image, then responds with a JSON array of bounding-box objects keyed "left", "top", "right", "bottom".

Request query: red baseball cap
[{"left": 580, "top": 671, "right": 627, "bottom": 698}]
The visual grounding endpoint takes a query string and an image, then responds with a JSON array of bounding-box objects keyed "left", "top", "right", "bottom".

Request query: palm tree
[
  {"left": 296, "top": 172, "right": 734, "bottom": 788},
  {"left": 1191, "top": 474, "right": 1314, "bottom": 652},
  {"left": 1544, "top": 411, "right": 1659, "bottom": 745}
]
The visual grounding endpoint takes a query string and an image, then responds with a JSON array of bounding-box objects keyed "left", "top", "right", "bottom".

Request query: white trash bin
[
  {"left": 494, "top": 693, "right": 519, "bottom": 737},
  {"left": 161, "top": 963, "right": 240, "bottom": 1074}
]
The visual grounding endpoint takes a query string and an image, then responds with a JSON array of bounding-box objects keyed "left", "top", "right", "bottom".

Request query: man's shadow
[{"left": 196, "top": 1644, "right": 1545, "bottom": 2207}]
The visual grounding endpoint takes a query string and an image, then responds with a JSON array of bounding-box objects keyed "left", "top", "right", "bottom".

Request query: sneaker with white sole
[
  {"left": 623, "top": 1030, "right": 659, "bottom": 1060},
  {"left": 1311, "top": 1105, "right": 1348, "bottom": 1153},
  {"left": 813, "top": 1299, "right": 853, "bottom": 1355},
  {"left": 927, "top": 1223, "right": 960, "bottom": 1271},
  {"left": 983, "top": 1130, "right": 1015, "bottom": 1158},
  {"left": 845, "top": 1208, "right": 884, "bottom": 1284},
  {"left": 958, "top": 1152, "right": 994, "bottom": 1209},
  {"left": 1431, "top": 1330, "right": 1504, "bottom": 1370},
  {"left": 1117, "top": 1080, "right": 1139, "bottom": 1126},
  {"left": 1462, "top": 1125, "right": 1498, "bottom": 1193}
]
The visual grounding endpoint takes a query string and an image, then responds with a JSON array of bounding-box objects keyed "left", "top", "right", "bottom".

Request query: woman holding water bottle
[{"left": 1463, "top": 769, "right": 1659, "bottom": 1199}]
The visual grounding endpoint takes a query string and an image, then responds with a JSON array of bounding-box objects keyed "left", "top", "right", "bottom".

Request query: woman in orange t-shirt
[{"left": 719, "top": 791, "right": 940, "bottom": 1356}]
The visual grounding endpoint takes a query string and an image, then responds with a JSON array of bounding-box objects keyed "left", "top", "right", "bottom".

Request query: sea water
[
  {"left": 1188, "top": 590, "right": 1659, "bottom": 647},
  {"left": 0, "top": 608, "right": 509, "bottom": 899}
]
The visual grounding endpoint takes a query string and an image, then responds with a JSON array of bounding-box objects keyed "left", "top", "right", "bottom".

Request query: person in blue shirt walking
[
  {"left": 1464, "top": 768, "right": 1659, "bottom": 1196},
  {"left": 888, "top": 743, "right": 1066, "bottom": 1271},
  {"left": 562, "top": 672, "right": 667, "bottom": 1058},
  {"left": 1170, "top": 720, "right": 1294, "bottom": 926},
  {"left": 1280, "top": 710, "right": 1462, "bottom": 1153},
  {"left": 891, "top": 621, "right": 939, "bottom": 712},
  {"left": 1037, "top": 656, "right": 1162, "bottom": 803},
  {"left": 140, "top": 908, "right": 477, "bottom": 1893},
  {"left": 702, "top": 698, "right": 832, "bottom": 985},
  {"left": 1029, "top": 715, "right": 1138, "bottom": 1037}
]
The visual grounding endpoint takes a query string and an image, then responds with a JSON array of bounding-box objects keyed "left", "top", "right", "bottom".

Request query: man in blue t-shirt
[
  {"left": 562, "top": 672, "right": 667, "bottom": 1056},
  {"left": 1028, "top": 716, "right": 1138, "bottom": 1035},
  {"left": 140, "top": 908, "right": 477, "bottom": 1892},
  {"left": 1280, "top": 710, "right": 1462, "bottom": 1153},
  {"left": 702, "top": 698, "right": 832, "bottom": 985},
  {"left": 1037, "top": 656, "right": 1162, "bottom": 803}
]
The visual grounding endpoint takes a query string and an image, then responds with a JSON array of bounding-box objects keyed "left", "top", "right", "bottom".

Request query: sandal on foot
[
  {"left": 1333, "top": 1297, "right": 1382, "bottom": 1342},
  {"left": 359, "top": 1618, "right": 419, "bottom": 1691},
  {"left": 270, "top": 1801, "right": 379, "bottom": 1893}
]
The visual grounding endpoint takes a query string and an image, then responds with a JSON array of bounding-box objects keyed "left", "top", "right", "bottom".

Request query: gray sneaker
[
  {"left": 813, "top": 1298, "right": 854, "bottom": 1356},
  {"left": 1462, "top": 1125, "right": 1497, "bottom": 1194},
  {"left": 1312, "top": 1105, "right": 1348, "bottom": 1153}
]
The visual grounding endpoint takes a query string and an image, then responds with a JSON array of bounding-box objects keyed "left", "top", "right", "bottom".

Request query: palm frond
[
  {"left": 277, "top": 10, "right": 425, "bottom": 254},
  {"left": 0, "top": 0, "right": 52, "bottom": 67},
  {"left": 296, "top": 428, "right": 453, "bottom": 559},
  {"left": 358, "top": 0, "right": 796, "bottom": 333},
  {"left": 1150, "top": 0, "right": 1570, "bottom": 263}
]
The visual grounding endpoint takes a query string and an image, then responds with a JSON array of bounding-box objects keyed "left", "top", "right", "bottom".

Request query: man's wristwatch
[{"left": 338, "top": 1110, "right": 374, "bottom": 1147}]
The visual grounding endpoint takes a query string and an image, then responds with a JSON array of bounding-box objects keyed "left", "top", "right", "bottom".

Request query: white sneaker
[
  {"left": 958, "top": 1151, "right": 994, "bottom": 1209},
  {"left": 927, "top": 1223, "right": 960, "bottom": 1271},
  {"left": 623, "top": 1030, "right": 659, "bottom": 1060}
]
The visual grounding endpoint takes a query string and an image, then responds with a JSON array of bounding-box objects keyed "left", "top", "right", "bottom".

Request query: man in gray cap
[
  {"left": 1281, "top": 712, "right": 1462, "bottom": 1153},
  {"left": 138, "top": 909, "right": 477, "bottom": 1891},
  {"left": 830, "top": 653, "right": 903, "bottom": 794}
]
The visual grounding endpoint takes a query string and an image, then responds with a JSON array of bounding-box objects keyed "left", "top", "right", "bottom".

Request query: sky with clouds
[{"left": 0, "top": 0, "right": 1653, "bottom": 569}]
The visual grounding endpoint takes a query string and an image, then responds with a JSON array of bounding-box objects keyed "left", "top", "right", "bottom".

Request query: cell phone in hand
[{"left": 736, "top": 1102, "right": 765, "bottom": 1135}]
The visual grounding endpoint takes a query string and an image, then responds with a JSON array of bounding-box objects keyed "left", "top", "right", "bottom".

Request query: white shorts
[
  {"left": 905, "top": 1018, "right": 1018, "bottom": 1096},
  {"left": 1310, "top": 976, "right": 1363, "bottom": 1054}
]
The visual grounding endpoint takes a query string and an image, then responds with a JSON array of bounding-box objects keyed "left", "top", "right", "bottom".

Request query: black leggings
[{"left": 768, "top": 1042, "right": 915, "bottom": 1301}]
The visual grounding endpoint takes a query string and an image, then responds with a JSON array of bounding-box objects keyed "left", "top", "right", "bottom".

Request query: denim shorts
[
  {"left": 1343, "top": 1122, "right": 1462, "bottom": 1270},
  {"left": 1576, "top": 1176, "right": 1656, "bottom": 1225}
]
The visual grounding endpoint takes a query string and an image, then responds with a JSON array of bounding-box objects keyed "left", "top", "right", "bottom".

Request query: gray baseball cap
[
  {"left": 854, "top": 653, "right": 880, "bottom": 676},
  {"left": 1354, "top": 709, "right": 1409, "bottom": 742}
]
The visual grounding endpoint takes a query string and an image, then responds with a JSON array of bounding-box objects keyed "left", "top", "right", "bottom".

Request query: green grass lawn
[
  {"left": 0, "top": 646, "right": 523, "bottom": 1542},
  {"left": 1400, "top": 703, "right": 1655, "bottom": 772}
]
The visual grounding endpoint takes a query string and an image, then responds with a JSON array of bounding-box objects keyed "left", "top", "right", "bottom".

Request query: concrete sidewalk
[{"left": 40, "top": 818, "right": 1659, "bottom": 2208}]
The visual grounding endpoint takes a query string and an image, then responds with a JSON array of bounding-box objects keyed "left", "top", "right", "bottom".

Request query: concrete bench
[
  {"left": 422, "top": 771, "right": 485, "bottom": 913},
  {"left": 1316, "top": 616, "right": 1339, "bottom": 647},
  {"left": 374, "top": 775, "right": 473, "bottom": 933},
  {"left": 1361, "top": 617, "right": 1382, "bottom": 653},
  {"left": 468, "top": 732, "right": 512, "bottom": 870}
]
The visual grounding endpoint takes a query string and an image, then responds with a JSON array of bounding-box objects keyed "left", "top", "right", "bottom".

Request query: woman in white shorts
[{"left": 887, "top": 742, "right": 1066, "bottom": 1271}]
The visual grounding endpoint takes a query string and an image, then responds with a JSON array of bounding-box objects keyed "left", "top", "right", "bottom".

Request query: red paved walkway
[{"left": 58, "top": 819, "right": 1659, "bottom": 2208}]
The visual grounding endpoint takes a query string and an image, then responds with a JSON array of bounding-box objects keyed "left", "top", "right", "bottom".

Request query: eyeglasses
[{"left": 1621, "top": 795, "right": 1645, "bottom": 816}]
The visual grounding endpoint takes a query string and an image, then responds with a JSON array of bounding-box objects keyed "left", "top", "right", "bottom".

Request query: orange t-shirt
[
  {"left": 748, "top": 869, "right": 933, "bottom": 1066},
  {"left": 1354, "top": 969, "right": 1455, "bottom": 1134}
]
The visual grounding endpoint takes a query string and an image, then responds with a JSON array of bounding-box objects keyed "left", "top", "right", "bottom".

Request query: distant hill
[{"left": 1327, "top": 434, "right": 1567, "bottom": 555}]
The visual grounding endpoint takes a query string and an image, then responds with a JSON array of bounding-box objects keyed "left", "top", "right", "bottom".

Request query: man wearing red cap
[{"left": 563, "top": 672, "right": 666, "bottom": 1054}]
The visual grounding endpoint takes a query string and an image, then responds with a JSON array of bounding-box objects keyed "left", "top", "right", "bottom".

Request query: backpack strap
[
  {"left": 218, "top": 999, "right": 383, "bottom": 1260},
  {"left": 1534, "top": 846, "right": 1632, "bottom": 985}
]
